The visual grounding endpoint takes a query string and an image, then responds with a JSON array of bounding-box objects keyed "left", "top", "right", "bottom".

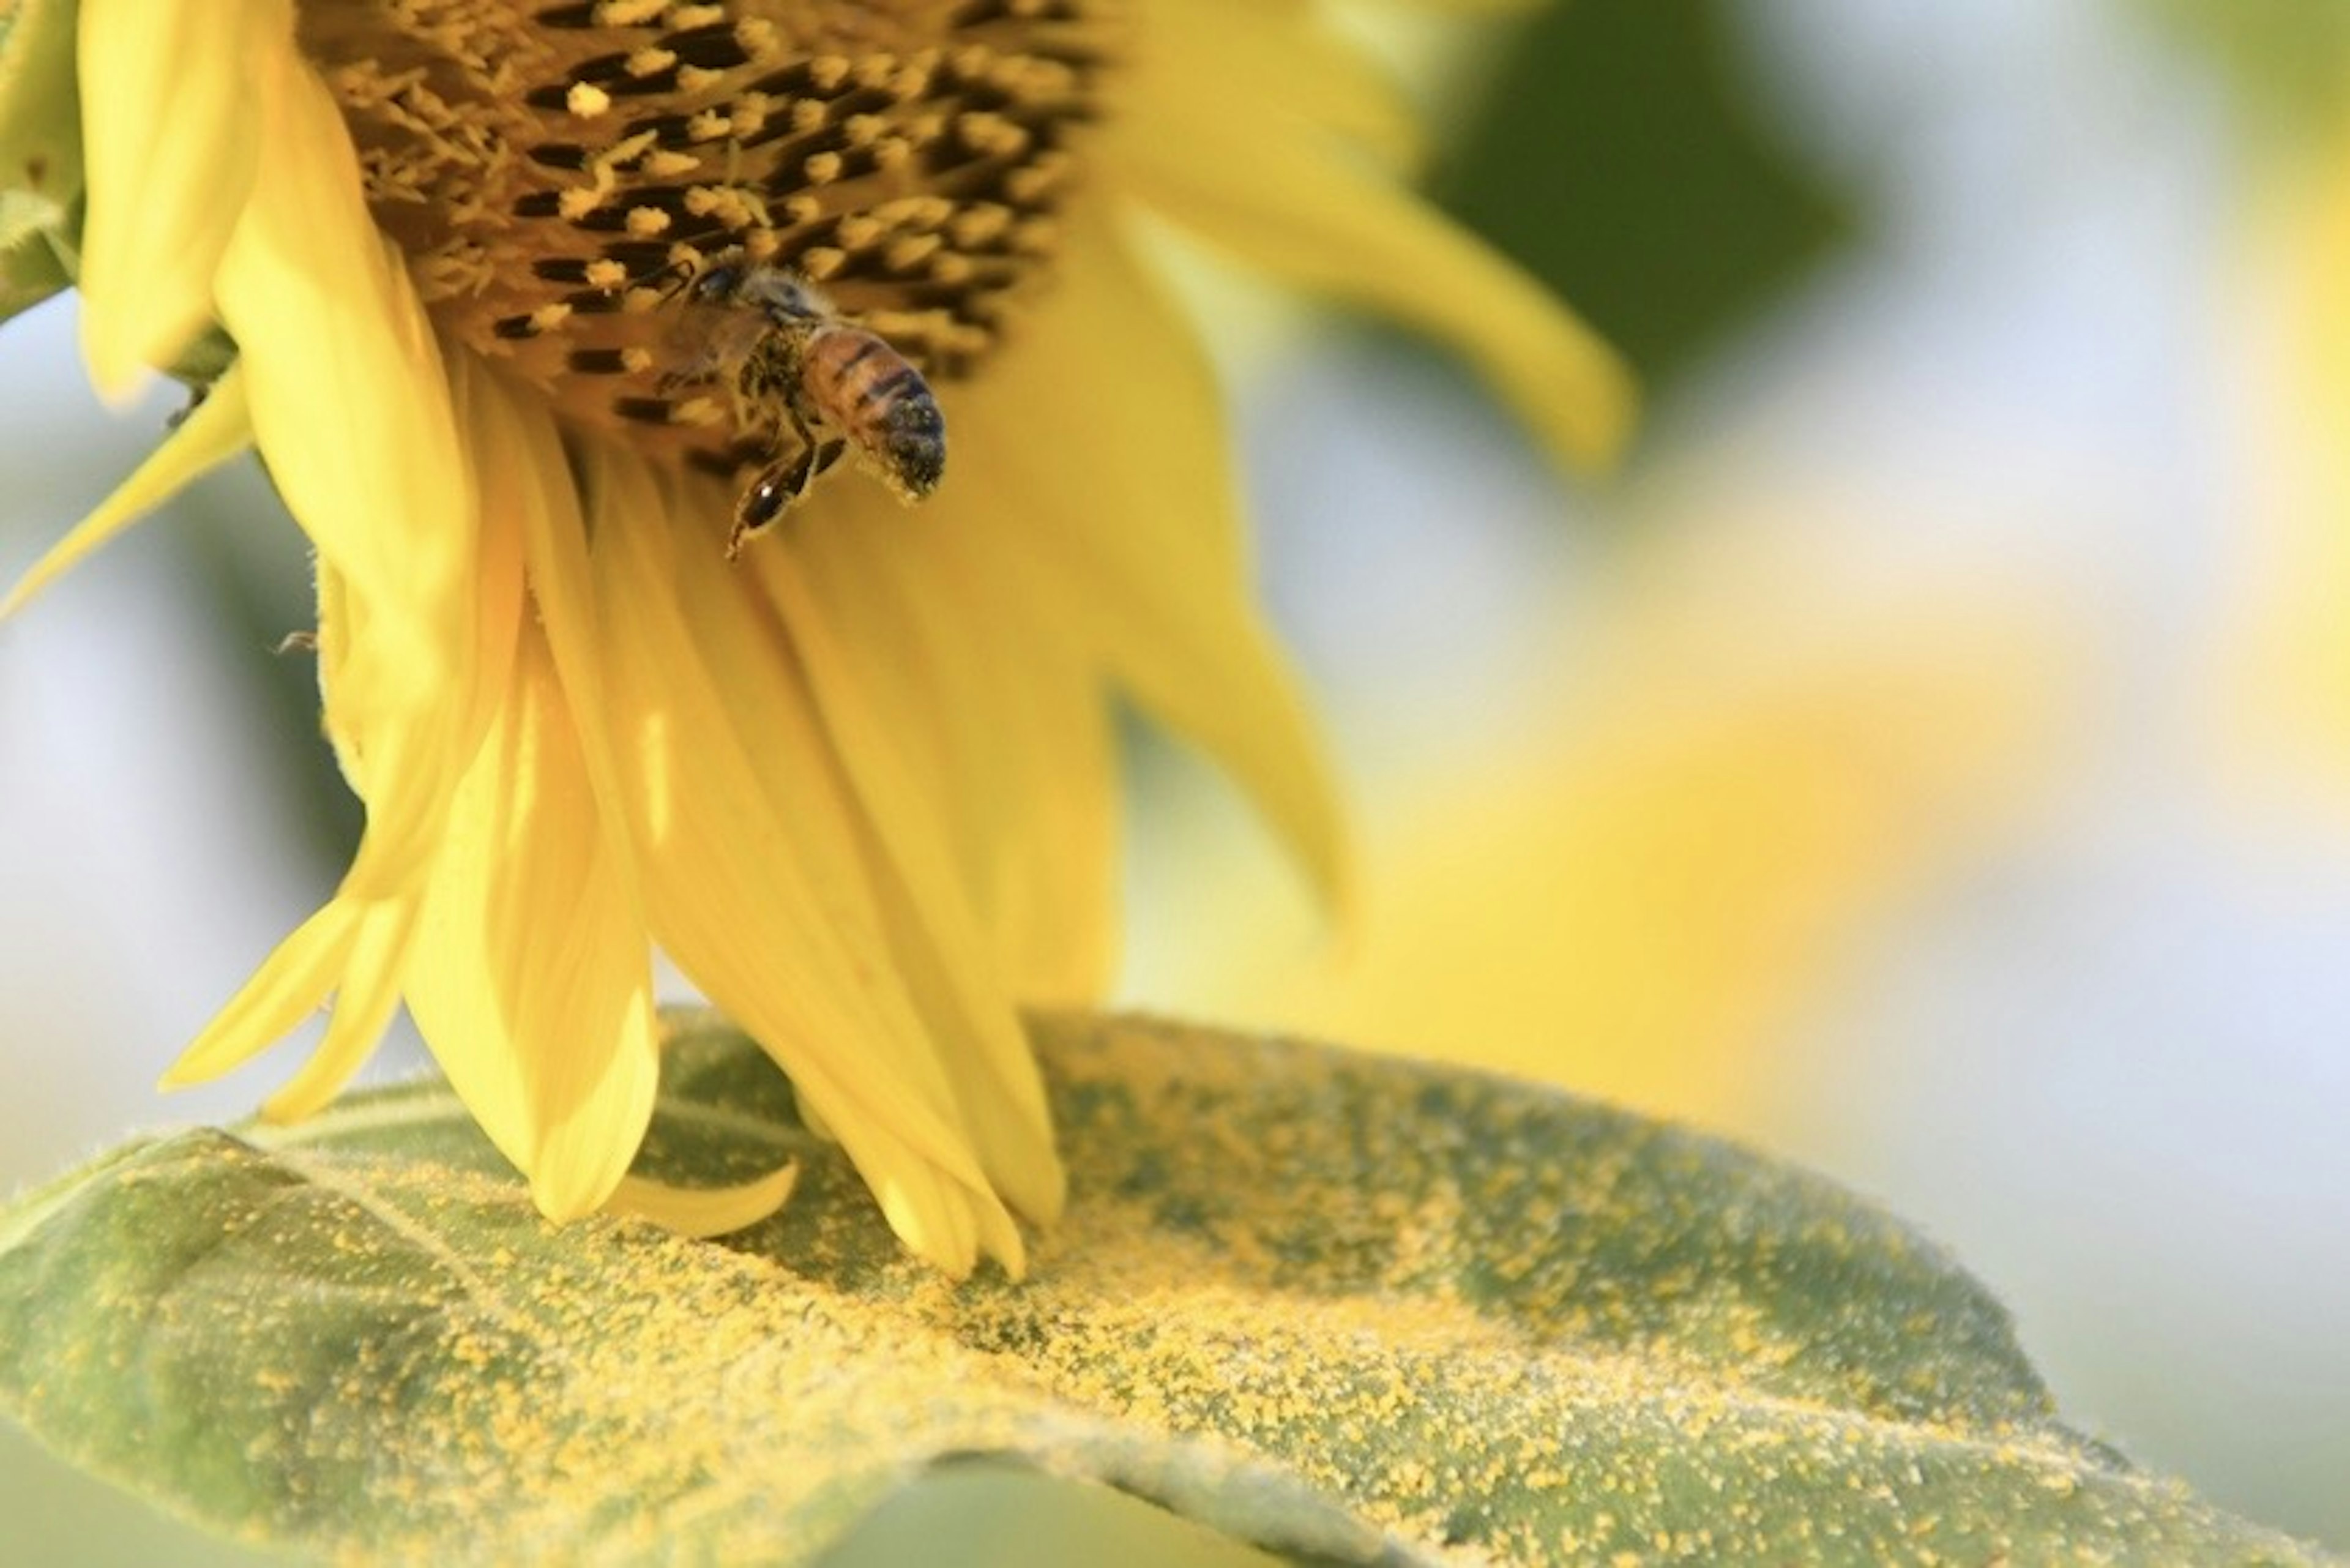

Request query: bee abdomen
[
  {"left": 807, "top": 329, "right": 946, "bottom": 501},
  {"left": 880, "top": 389, "right": 946, "bottom": 498}
]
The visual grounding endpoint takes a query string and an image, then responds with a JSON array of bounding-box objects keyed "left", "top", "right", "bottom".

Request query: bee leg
[
  {"left": 641, "top": 256, "right": 694, "bottom": 299},
  {"left": 726, "top": 450, "right": 816, "bottom": 558},
  {"left": 726, "top": 417, "right": 820, "bottom": 559}
]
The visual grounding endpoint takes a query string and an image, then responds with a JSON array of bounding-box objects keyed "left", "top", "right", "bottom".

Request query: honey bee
[{"left": 659, "top": 247, "right": 946, "bottom": 557}]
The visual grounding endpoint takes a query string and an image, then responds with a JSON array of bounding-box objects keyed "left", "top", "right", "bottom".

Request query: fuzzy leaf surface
[{"left": 0, "top": 1013, "right": 2333, "bottom": 1566}]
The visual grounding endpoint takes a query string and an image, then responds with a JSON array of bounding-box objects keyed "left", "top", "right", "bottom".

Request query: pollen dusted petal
[
  {"left": 2, "top": 366, "right": 254, "bottom": 621},
  {"left": 75, "top": 0, "right": 284, "bottom": 396},
  {"left": 610, "top": 1167, "right": 799, "bottom": 1241},
  {"left": 1113, "top": 0, "right": 1635, "bottom": 469}
]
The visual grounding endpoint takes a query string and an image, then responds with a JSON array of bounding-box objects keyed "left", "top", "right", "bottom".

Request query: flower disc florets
[{"left": 308, "top": 0, "right": 1113, "bottom": 480}]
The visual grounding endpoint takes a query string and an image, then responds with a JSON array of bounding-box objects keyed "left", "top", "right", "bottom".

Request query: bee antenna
[{"left": 637, "top": 256, "right": 695, "bottom": 301}]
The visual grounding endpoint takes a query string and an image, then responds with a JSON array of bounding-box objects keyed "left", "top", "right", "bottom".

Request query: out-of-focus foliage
[
  {"left": 2142, "top": 0, "right": 2350, "bottom": 136},
  {"left": 1434, "top": 0, "right": 1852, "bottom": 390},
  {"left": 3, "top": 1013, "right": 2327, "bottom": 1567}
]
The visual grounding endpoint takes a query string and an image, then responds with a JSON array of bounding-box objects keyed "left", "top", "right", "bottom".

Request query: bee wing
[{"left": 661, "top": 301, "right": 769, "bottom": 387}]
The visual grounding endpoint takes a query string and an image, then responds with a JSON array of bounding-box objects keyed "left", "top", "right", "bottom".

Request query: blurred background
[{"left": 4, "top": 0, "right": 2346, "bottom": 1556}]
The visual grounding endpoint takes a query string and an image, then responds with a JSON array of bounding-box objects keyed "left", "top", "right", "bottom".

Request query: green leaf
[
  {"left": 2137, "top": 0, "right": 2350, "bottom": 138},
  {"left": 0, "top": 1014, "right": 2333, "bottom": 1566}
]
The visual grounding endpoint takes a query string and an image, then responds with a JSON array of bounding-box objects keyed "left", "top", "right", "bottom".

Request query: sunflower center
[{"left": 304, "top": 0, "right": 1118, "bottom": 471}]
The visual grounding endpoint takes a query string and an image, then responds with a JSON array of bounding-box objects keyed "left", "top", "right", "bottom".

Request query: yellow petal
[
  {"left": 449, "top": 353, "right": 638, "bottom": 883},
  {"left": 212, "top": 45, "right": 474, "bottom": 734},
  {"left": 206, "top": 46, "right": 480, "bottom": 923},
  {"left": 259, "top": 897, "right": 420, "bottom": 1122},
  {"left": 1164, "top": 0, "right": 1425, "bottom": 174},
  {"left": 161, "top": 899, "right": 360, "bottom": 1087},
  {"left": 609, "top": 1167, "right": 798, "bottom": 1240},
  {"left": 405, "top": 628, "right": 661, "bottom": 1222},
  {"left": 753, "top": 523, "right": 1065, "bottom": 1223},
  {"left": 433, "top": 353, "right": 535, "bottom": 782},
  {"left": 2, "top": 363, "right": 253, "bottom": 619},
  {"left": 786, "top": 506, "right": 1118, "bottom": 1004},
  {"left": 75, "top": 0, "right": 283, "bottom": 395},
  {"left": 546, "top": 442, "right": 1022, "bottom": 1275},
  {"left": 0, "top": 0, "right": 89, "bottom": 245},
  {"left": 329, "top": 354, "right": 657, "bottom": 1220},
  {"left": 964, "top": 206, "right": 1349, "bottom": 913},
  {"left": 1111, "top": 3, "right": 1635, "bottom": 469}
]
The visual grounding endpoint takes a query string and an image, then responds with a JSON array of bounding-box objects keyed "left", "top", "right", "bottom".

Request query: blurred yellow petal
[
  {"left": 1, "top": 364, "right": 252, "bottom": 620},
  {"left": 1112, "top": 0, "right": 1635, "bottom": 469},
  {"left": 1173, "top": 0, "right": 1426, "bottom": 173},
  {"left": 1207, "top": 543, "right": 2067, "bottom": 1129},
  {"left": 2218, "top": 127, "right": 2350, "bottom": 804},
  {"left": 75, "top": 0, "right": 282, "bottom": 395},
  {"left": 975, "top": 206, "right": 1349, "bottom": 914}
]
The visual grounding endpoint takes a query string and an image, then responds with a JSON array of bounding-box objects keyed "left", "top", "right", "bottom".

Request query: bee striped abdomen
[{"left": 802, "top": 327, "right": 947, "bottom": 502}]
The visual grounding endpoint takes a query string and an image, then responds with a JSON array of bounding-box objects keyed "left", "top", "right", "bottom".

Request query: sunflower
[{"left": 0, "top": 0, "right": 1630, "bottom": 1275}]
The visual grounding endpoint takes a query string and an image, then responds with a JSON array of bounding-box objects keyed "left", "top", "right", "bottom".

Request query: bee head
[{"left": 688, "top": 262, "right": 742, "bottom": 304}]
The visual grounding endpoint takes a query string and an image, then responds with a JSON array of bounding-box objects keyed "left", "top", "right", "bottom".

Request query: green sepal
[{"left": 0, "top": 0, "right": 81, "bottom": 326}]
